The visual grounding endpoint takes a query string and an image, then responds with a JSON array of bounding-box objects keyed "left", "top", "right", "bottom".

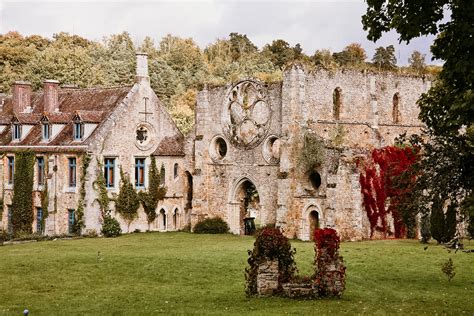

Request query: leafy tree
[
  {"left": 408, "top": 50, "right": 426, "bottom": 75},
  {"left": 363, "top": 1, "right": 474, "bottom": 234},
  {"left": 228, "top": 32, "right": 258, "bottom": 61},
  {"left": 11, "top": 151, "right": 35, "bottom": 237},
  {"left": 372, "top": 45, "right": 397, "bottom": 70},
  {"left": 116, "top": 167, "right": 140, "bottom": 232},
  {"left": 312, "top": 49, "right": 337, "bottom": 69},
  {"left": 262, "top": 39, "right": 302, "bottom": 69},
  {"left": 333, "top": 43, "right": 367, "bottom": 67}
]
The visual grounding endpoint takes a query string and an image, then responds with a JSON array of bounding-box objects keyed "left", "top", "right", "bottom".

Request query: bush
[
  {"left": 193, "top": 217, "right": 229, "bottom": 234},
  {"left": 101, "top": 216, "right": 122, "bottom": 238}
]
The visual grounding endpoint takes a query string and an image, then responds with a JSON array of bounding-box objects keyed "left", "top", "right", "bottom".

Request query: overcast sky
[{"left": 0, "top": 0, "right": 438, "bottom": 65}]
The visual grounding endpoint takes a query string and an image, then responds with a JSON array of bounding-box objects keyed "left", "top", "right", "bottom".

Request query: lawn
[{"left": 0, "top": 233, "right": 472, "bottom": 315}]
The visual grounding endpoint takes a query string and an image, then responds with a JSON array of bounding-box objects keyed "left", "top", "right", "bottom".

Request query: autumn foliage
[{"left": 359, "top": 146, "right": 419, "bottom": 238}]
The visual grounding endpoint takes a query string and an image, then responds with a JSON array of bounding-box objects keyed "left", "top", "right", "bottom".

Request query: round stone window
[
  {"left": 134, "top": 122, "right": 156, "bottom": 151},
  {"left": 210, "top": 136, "right": 228, "bottom": 162},
  {"left": 262, "top": 135, "right": 280, "bottom": 164}
]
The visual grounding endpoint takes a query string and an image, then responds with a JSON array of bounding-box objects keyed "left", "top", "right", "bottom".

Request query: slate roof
[
  {"left": 152, "top": 135, "right": 185, "bottom": 156},
  {"left": 0, "top": 86, "right": 131, "bottom": 149}
]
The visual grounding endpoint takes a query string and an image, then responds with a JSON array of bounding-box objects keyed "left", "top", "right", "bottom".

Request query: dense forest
[{"left": 0, "top": 31, "right": 440, "bottom": 134}]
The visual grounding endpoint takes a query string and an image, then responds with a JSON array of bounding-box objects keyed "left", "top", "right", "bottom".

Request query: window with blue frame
[
  {"left": 73, "top": 122, "right": 83, "bottom": 140},
  {"left": 12, "top": 123, "right": 21, "bottom": 140},
  {"left": 104, "top": 158, "right": 115, "bottom": 188},
  {"left": 7, "top": 156, "right": 14, "bottom": 184},
  {"left": 7, "top": 206, "right": 13, "bottom": 235},
  {"left": 37, "top": 156, "right": 45, "bottom": 185},
  {"left": 42, "top": 123, "right": 50, "bottom": 141},
  {"left": 135, "top": 158, "right": 145, "bottom": 188},
  {"left": 68, "top": 157, "right": 76, "bottom": 187},
  {"left": 68, "top": 209, "right": 75, "bottom": 234},
  {"left": 36, "top": 207, "right": 43, "bottom": 233}
]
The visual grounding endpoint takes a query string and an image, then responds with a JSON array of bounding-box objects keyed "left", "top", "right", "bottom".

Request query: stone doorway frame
[
  {"left": 228, "top": 176, "right": 263, "bottom": 235},
  {"left": 300, "top": 202, "right": 323, "bottom": 241}
]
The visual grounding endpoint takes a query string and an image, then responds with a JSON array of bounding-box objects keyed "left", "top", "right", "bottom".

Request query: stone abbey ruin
[{"left": 0, "top": 53, "right": 430, "bottom": 240}]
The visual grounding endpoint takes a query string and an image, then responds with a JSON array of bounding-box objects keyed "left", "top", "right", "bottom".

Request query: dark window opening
[
  {"left": 309, "top": 171, "right": 322, "bottom": 189},
  {"left": 333, "top": 87, "right": 342, "bottom": 120},
  {"left": 216, "top": 138, "right": 227, "bottom": 158},
  {"left": 392, "top": 93, "right": 400, "bottom": 124}
]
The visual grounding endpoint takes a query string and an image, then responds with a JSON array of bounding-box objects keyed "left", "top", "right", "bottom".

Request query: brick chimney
[
  {"left": 12, "top": 81, "right": 32, "bottom": 113},
  {"left": 136, "top": 52, "right": 149, "bottom": 84},
  {"left": 43, "top": 80, "right": 60, "bottom": 113}
]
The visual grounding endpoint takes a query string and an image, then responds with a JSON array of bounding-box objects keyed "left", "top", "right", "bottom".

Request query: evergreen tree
[
  {"left": 445, "top": 203, "right": 457, "bottom": 241},
  {"left": 116, "top": 167, "right": 140, "bottom": 232},
  {"left": 420, "top": 212, "right": 431, "bottom": 243},
  {"left": 372, "top": 45, "right": 397, "bottom": 70},
  {"left": 408, "top": 50, "right": 426, "bottom": 75}
]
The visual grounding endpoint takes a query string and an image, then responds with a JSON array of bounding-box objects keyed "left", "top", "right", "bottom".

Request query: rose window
[{"left": 222, "top": 81, "right": 271, "bottom": 148}]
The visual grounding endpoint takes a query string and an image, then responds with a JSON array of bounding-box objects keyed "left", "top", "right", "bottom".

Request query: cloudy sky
[{"left": 0, "top": 0, "right": 438, "bottom": 65}]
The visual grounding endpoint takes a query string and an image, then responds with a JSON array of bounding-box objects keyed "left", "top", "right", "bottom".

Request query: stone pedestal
[{"left": 257, "top": 260, "right": 279, "bottom": 296}]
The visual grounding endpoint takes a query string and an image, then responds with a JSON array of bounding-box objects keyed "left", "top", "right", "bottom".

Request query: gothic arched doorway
[
  {"left": 309, "top": 210, "right": 320, "bottom": 240},
  {"left": 229, "top": 178, "right": 260, "bottom": 235}
]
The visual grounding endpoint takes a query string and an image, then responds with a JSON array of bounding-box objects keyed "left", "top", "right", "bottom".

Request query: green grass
[{"left": 0, "top": 233, "right": 473, "bottom": 315}]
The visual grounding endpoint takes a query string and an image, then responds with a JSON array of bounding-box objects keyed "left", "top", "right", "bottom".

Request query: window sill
[{"left": 65, "top": 187, "right": 77, "bottom": 193}]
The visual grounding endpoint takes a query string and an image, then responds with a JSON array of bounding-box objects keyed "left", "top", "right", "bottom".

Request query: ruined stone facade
[
  {"left": 0, "top": 55, "right": 430, "bottom": 240},
  {"left": 191, "top": 65, "right": 430, "bottom": 240}
]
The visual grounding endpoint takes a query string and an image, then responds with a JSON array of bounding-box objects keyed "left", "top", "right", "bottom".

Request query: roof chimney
[
  {"left": 136, "top": 52, "right": 149, "bottom": 84},
  {"left": 43, "top": 80, "right": 60, "bottom": 113},
  {"left": 12, "top": 81, "right": 32, "bottom": 113}
]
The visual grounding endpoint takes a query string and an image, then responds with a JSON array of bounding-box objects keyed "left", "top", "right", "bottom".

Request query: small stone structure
[{"left": 256, "top": 259, "right": 279, "bottom": 296}]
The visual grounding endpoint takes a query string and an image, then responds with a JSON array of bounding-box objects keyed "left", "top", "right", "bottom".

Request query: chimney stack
[
  {"left": 12, "top": 81, "right": 32, "bottom": 113},
  {"left": 136, "top": 52, "right": 149, "bottom": 84},
  {"left": 43, "top": 80, "right": 60, "bottom": 113}
]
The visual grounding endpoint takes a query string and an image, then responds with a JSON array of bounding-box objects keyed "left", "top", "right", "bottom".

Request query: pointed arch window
[
  {"left": 12, "top": 117, "right": 21, "bottom": 140},
  {"left": 73, "top": 114, "right": 84, "bottom": 141},
  {"left": 392, "top": 93, "right": 401, "bottom": 124},
  {"left": 333, "top": 87, "right": 342, "bottom": 120},
  {"left": 41, "top": 116, "right": 51, "bottom": 141}
]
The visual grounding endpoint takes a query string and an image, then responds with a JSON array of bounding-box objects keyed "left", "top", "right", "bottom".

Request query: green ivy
[
  {"left": 138, "top": 156, "right": 167, "bottom": 229},
  {"left": 94, "top": 158, "right": 110, "bottom": 219},
  {"left": 40, "top": 155, "right": 49, "bottom": 233},
  {"left": 11, "top": 151, "right": 35, "bottom": 237},
  {"left": 116, "top": 167, "right": 140, "bottom": 232},
  {"left": 74, "top": 153, "right": 91, "bottom": 234}
]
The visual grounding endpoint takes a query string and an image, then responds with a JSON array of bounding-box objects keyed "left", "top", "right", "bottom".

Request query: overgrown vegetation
[
  {"left": 138, "top": 156, "right": 166, "bottom": 229},
  {"left": 115, "top": 167, "right": 140, "bottom": 232},
  {"left": 11, "top": 151, "right": 35, "bottom": 237},
  {"left": 441, "top": 258, "right": 456, "bottom": 282},
  {"left": 74, "top": 153, "right": 91, "bottom": 234},
  {"left": 193, "top": 217, "right": 230, "bottom": 234},
  {"left": 101, "top": 215, "right": 122, "bottom": 238},
  {"left": 39, "top": 155, "right": 49, "bottom": 233},
  {"left": 298, "top": 132, "right": 326, "bottom": 172},
  {"left": 93, "top": 159, "right": 110, "bottom": 219},
  {"left": 245, "top": 227, "right": 297, "bottom": 296}
]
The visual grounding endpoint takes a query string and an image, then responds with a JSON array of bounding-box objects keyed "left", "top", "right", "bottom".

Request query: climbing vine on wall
[
  {"left": 74, "top": 153, "right": 91, "bottom": 234},
  {"left": 358, "top": 146, "right": 419, "bottom": 238},
  {"left": 298, "top": 132, "right": 326, "bottom": 172},
  {"left": 138, "top": 156, "right": 167, "bottom": 229},
  {"left": 116, "top": 167, "right": 140, "bottom": 232},
  {"left": 94, "top": 158, "right": 110, "bottom": 219},
  {"left": 11, "top": 151, "right": 35, "bottom": 237},
  {"left": 40, "top": 155, "right": 49, "bottom": 232}
]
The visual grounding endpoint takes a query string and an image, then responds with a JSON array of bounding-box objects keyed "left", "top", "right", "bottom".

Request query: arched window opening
[
  {"left": 173, "top": 163, "right": 179, "bottom": 179},
  {"left": 392, "top": 93, "right": 400, "bottom": 123},
  {"left": 185, "top": 171, "right": 193, "bottom": 210},
  {"left": 160, "top": 165, "right": 166, "bottom": 185},
  {"left": 173, "top": 208, "right": 178, "bottom": 229},
  {"left": 333, "top": 87, "right": 342, "bottom": 120},
  {"left": 160, "top": 209, "right": 166, "bottom": 230}
]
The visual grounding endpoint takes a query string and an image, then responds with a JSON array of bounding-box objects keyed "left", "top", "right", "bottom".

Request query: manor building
[{"left": 0, "top": 54, "right": 430, "bottom": 240}]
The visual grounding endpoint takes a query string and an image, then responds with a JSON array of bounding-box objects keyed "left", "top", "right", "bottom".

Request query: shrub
[
  {"left": 441, "top": 258, "right": 456, "bottom": 282},
  {"left": 193, "top": 217, "right": 229, "bottom": 234},
  {"left": 245, "top": 227, "right": 297, "bottom": 296},
  {"left": 101, "top": 216, "right": 122, "bottom": 238},
  {"left": 11, "top": 151, "right": 35, "bottom": 237}
]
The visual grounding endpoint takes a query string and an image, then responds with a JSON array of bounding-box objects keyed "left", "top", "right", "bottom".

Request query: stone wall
[{"left": 192, "top": 66, "right": 429, "bottom": 240}]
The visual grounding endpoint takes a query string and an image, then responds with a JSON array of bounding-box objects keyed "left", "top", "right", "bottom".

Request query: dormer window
[
  {"left": 12, "top": 123, "right": 22, "bottom": 140},
  {"left": 73, "top": 114, "right": 84, "bottom": 141},
  {"left": 42, "top": 123, "right": 51, "bottom": 141}
]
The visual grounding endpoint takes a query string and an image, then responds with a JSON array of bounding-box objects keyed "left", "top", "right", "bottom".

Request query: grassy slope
[{"left": 0, "top": 233, "right": 472, "bottom": 315}]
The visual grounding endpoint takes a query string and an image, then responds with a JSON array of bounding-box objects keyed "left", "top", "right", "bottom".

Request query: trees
[
  {"left": 372, "top": 45, "right": 397, "bottom": 70},
  {"left": 116, "top": 167, "right": 140, "bottom": 232},
  {"left": 332, "top": 43, "right": 367, "bottom": 67},
  {"left": 262, "top": 39, "right": 304, "bottom": 69},
  {"left": 363, "top": 1, "right": 474, "bottom": 237},
  {"left": 408, "top": 50, "right": 426, "bottom": 75}
]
